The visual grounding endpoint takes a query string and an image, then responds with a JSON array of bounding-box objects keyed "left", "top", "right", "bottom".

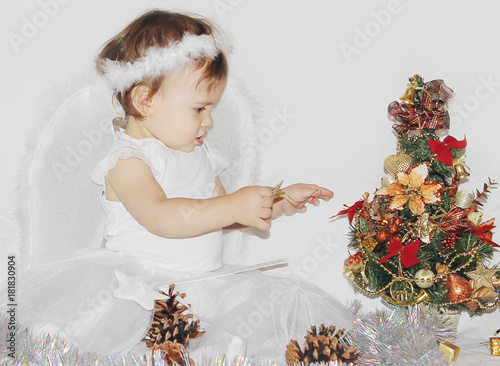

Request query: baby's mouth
[{"left": 195, "top": 134, "right": 206, "bottom": 145}]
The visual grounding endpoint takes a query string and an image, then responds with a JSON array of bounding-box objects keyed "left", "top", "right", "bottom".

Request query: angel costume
[
  {"left": 14, "top": 128, "right": 352, "bottom": 364},
  {"left": 6, "top": 30, "right": 352, "bottom": 364}
]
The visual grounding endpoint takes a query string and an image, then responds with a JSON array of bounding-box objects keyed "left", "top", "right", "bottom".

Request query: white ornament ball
[
  {"left": 454, "top": 190, "right": 474, "bottom": 209},
  {"left": 382, "top": 174, "right": 397, "bottom": 187},
  {"left": 415, "top": 268, "right": 435, "bottom": 289}
]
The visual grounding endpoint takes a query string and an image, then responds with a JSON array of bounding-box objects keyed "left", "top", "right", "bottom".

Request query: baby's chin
[{"left": 160, "top": 140, "right": 197, "bottom": 152}]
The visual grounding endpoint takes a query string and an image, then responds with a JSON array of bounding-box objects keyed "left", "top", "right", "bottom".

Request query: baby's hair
[{"left": 96, "top": 10, "right": 228, "bottom": 120}]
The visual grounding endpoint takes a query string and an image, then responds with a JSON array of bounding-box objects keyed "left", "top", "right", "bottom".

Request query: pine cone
[
  {"left": 150, "top": 340, "right": 187, "bottom": 365},
  {"left": 143, "top": 284, "right": 205, "bottom": 365},
  {"left": 286, "top": 324, "right": 359, "bottom": 365},
  {"left": 286, "top": 339, "right": 303, "bottom": 365},
  {"left": 154, "top": 284, "right": 190, "bottom": 318},
  {"left": 341, "top": 344, "right": 360, "bottom": 364}
]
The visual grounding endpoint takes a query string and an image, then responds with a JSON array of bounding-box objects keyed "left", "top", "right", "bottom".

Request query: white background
[{"left": 1, "top": 0, "right": 500, "bottom": 363}]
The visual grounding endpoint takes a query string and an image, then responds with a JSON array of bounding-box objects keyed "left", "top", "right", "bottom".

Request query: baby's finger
[
  {"left": 260, "top": 186, "right": 273, "bottom": 197},
  {"left": 256, "top": 218, "right": 271, "bottom": 231},
  {"left": 308, "top": 196, "right": 321, "bottom": 206},
  {"left": 315, "top": 187, "right": 334, "bottom": 200},
  {"left": 260, "top": 207, "right": 273, "bottom": 219},
  {"left": 262, "top": 196, "right": 274, "bottom": 208}
]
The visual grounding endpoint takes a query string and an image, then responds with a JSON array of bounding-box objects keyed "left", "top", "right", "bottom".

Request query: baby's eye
[{"left": 194, "top": 107, "right": 206, "bottom": 113}]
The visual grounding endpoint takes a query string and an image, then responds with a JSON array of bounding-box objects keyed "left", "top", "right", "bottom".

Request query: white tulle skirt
[{"left": 11, "top": 249, "right": 352, "bottom": 364}]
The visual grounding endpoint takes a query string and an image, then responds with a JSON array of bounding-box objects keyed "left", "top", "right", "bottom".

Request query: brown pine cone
[
  {"left": 143, "top": 284, "right": 204, "bottom": 363},
  {"left": 286, "top": 324, "right": 359, "bottom": 365},
  {"left": 150, "top": 341, "right": 190, "bottom": 365},
  {"left": 285, "top": 339, "right": 303, "bottom": 366},
  {"left": 341, "top": 344, "right": 360, "bottom": 364},
  {"left": 317, "top": 324, "right": 337, "bottom": 337}
]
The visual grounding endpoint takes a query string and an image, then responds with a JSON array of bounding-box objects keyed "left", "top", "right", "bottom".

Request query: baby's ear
[{"left": 131, "top": 85, "right": 153, "bottom": 118}]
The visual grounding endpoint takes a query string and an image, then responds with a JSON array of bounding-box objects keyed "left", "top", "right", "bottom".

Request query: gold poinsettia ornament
[
  {"left": 375, "top": 163, "right": 443, "bottom": 216},
  {"left": 406, "top": 213, "right": 438, "bottom": 244}
]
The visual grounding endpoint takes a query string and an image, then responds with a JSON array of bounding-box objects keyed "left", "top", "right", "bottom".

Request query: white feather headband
[{"left": 101, "top": 33, "right": 221, "bottom": 93}]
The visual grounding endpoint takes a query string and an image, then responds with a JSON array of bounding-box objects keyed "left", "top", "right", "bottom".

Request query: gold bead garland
[{"left": 348, "top": 213, "right": 500, "bottom": 308}]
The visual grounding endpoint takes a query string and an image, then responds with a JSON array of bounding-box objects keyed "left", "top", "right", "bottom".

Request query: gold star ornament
[
  {"left": 271, "top": 180, "right": 285, "bottom": 200},
  {"left": 270, "top": 181, "right": 300, "bottom": 203},
  {"left": 465, "top": 262, "right": 498, "bottom": 291}
]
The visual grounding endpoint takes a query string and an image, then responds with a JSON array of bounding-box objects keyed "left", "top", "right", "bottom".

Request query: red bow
[
  {"left": 468, "top": 219, "right": 498, "bottom": 247},
  {"left": 379, "top": 238, "right": 421, "bottom": 268},
  {"left": 332, "top": 200, "right": 364, "bottom": 222},
  {"left": 427, "top": 136, "right": 467, "bottom": 166}
]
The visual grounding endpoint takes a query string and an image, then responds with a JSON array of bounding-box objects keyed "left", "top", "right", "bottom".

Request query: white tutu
[{"left": 12, "top": 248, "right": 352, "bottom": 364}]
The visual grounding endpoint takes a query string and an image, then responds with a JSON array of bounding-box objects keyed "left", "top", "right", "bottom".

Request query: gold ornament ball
[{"left": 415, "top": 268, "right": 435, "bottom": 289}]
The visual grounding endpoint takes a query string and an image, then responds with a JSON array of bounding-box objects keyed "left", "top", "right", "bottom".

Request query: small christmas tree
[{"left": 335, "top": 75, "right": 498, "bottom": 313}]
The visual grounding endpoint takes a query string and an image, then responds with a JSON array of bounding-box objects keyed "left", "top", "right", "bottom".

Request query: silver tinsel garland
[
  {"left": 0, "top": 315, "right": 279, "bottom": 366},
  {"left": 348, "top": 304, "right": 454, "bottom": 366},
  {"left": 1, "top": 305, "right": 456, "bottom": 366}
]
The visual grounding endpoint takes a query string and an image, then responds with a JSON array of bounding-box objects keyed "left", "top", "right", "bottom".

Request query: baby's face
[{"left": 144, "top": 65, "right": 227, "bottom": 152}]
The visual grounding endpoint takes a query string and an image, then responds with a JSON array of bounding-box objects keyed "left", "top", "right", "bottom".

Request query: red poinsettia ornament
[{"left": 427, "top": 136, "right": 467, "bottom": 166}]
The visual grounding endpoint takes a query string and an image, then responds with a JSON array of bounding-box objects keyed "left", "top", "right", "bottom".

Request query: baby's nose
[{"left": 203, "top": 113, "right": 214, "bottom": 127}]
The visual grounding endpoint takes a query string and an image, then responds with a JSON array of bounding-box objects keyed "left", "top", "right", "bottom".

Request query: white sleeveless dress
[
  {"left": 91, "top": 133, "right": 224, "bottom": 272},
  {"left": 14, "top": 132, "right": 353, "bottom": 364}
]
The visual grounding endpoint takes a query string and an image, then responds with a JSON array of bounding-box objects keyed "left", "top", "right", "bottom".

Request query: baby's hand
[
  {"left": 230, "top": 186, "right": 273, "bottom": 231},
  {"left": 279, "top": 184, "right": 334, "bottom": 215}
]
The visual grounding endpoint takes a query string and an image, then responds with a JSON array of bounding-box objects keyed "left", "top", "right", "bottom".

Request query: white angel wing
[{"left": 16, "top": 76, "right": 117, "bottom": 269}]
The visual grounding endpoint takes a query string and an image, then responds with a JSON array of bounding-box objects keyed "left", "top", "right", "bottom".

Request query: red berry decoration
[
  {"left": 392, "top": 235, "right": 402, "bottom": 243},
  {"left": 387, "top": 225, "right": 399, "bottom": 234},
  {"left": 344, "top": 252, "right": 364, "bottom": 267},
  {"left": 441, "top": 236, "right": 456, "bottom": 250},
  {"left": 393, "top": 217, "right": 403, "bottom": 227},
  {"left": 376, "top": 230, "right": 390, "bottom": 243}
]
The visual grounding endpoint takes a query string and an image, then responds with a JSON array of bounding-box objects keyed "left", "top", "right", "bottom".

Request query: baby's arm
[
  {"left": 215, "top": 178, "right": 333, "bottom": 225},
  {"left": 106, "top": 158, "right": 273, "bottom": 238}
]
